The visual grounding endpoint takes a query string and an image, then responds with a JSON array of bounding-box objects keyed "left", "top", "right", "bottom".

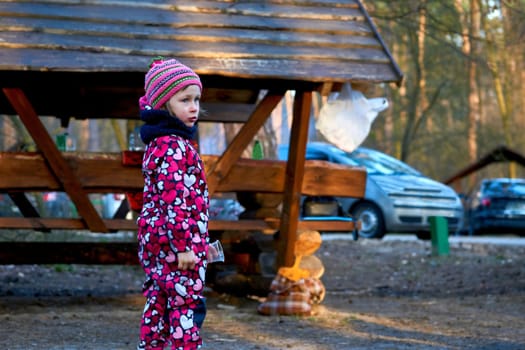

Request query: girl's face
[{"left": 165, "top": 85, "right": 201, "bottom": 127}]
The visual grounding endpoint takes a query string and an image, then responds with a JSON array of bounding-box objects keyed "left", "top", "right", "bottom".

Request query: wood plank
[
  {"left": 0, "top": 152, "right": 138, "bottom": 191},
  {"left": 1, "top": 17, "right": 379, "bottom": 48},
  {"left": 301, "top": 161, "right": 367, "bottom": 196},
  {"left": 200, "top": 103, "right": 255, "bottom": 123},
  {"left": 0, "top": 152, "right": 366, "bottom": 197},
  {"left": 11, "top": 0, "right": 360, "bottom": 8},
  {"left": 203, "top": 88, "right": 259, "bottom": 104},
  {"left": 0, "top": 50, "right": 401, "bottom": 84},
  {"left": 206, "top": 158, "right": 287, "bottom": 194},
  {"left": 2, "top": 88, "right": 108, "bottom": 232},
  {"left": 0, "top": 217, "right": 355, "bottom": 233},
  {"left": 0, "top": 2, "right": 367, "bottom": 26},
  {"left": 298, "top": 219, "right": 358, "bottom": 232},
  {"left": 0, "top": 217, "right": 278, "bottom": 232},
  {"left": 137, "top": 0, "right": 360, "bottom": 6},
  {"left": 0, "top": 32, "right": 389, "bottom": 63},
  {"left": 0, "top": 217, "right": 220, "bottom": 231}
]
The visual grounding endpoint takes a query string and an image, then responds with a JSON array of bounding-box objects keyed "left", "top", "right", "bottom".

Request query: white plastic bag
[{"left": 316, "top": 82, "right": 389, "bottom": 153}]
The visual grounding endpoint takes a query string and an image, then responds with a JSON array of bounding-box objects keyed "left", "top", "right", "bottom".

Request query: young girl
[{"left": 136, "top": 57, "right": 209, "bottom": 350}]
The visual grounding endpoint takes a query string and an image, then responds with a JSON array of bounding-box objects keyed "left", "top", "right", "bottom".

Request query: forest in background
[
  {"left": 1, "top": 0, "right": 524, "bottom": 195},
  {"left": 367, "top": 0, "right": 525, "bottom": 190}
]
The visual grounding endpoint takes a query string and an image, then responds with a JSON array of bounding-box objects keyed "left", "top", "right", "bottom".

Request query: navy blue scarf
[{"left": 139, "top": 109, "right": 197, "bottom": 144}]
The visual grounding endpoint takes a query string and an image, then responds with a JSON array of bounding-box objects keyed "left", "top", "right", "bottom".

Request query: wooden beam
[
  {"left": 200, "top": 103, "right": 255, "bottom": 123},
  {"left": 278, "top": 91, "right": 312, "bottom": 268},
  {"left": 0, "top": 217, "right": 356, "bottom": 237},
  {"left": 0, "top": 217, "right": 280, "bottom": 232},
  {"left": 207, "top": 90, "right": 285, "bottom": 195},
  {"left": 2, "top": 88, "right": 108, "bottom": 232},
  {"left": 0, "top": 152, "right": 366, "bottom": 196},
  {"left": 443, "top": 145, "right": 525, "bottom": 185}
]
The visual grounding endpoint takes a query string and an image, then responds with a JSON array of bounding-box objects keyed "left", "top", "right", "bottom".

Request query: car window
[
  {"left": 341, "top": 149, "right": 421, "bottom": 176},
  {"left": 484, "top": 181, "right": 505, "bottom": 195},
  {"left": 484, "top": 181, "right": 525, "bottom": 196},
  {"left": 511, "top": 183, "right": 525, "bottom": 195}
]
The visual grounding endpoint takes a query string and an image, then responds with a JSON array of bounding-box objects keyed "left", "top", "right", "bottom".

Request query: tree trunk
[
  {"left": 455, "top": 0, "right": 482, "bottom": 188},
  {"left": 417, "top": 1, "right": 430, "bottom": 133},
  {"left": 467, "top": 0, "right": 481, "bottom": 186},
  {"left": 480, "top": 0, "right": 514, "bottom": 176}
]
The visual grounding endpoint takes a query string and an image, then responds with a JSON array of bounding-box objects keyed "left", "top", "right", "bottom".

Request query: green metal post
[{"left": 429, "top": 216, "right": 449, "bottom": 256}]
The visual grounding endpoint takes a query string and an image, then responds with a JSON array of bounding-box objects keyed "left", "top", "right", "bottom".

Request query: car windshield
[
  {"left": 484, "top": 181, "right": 525, "bottom": 196},
  {"left": 280, "top": 143, "right": 423, "bottom": 176},
  {"left": 338, "top": 148, "right": 421, "bottom": 176}
]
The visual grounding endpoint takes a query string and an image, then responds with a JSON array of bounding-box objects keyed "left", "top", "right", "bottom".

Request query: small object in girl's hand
[{"left": 208, "top": 240, "right": 225, "bottom": 263}]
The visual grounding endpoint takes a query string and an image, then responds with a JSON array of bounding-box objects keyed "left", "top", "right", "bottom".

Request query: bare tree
[{"left": 454, "top": 0, "right": 482, "bottom": 187}]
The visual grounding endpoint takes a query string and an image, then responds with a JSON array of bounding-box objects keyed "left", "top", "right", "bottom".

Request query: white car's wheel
[{"left": 351, "top": 202, "right": 385, "bottom": 239}]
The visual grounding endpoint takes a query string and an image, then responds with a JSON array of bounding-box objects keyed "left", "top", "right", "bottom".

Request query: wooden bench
[{"left": 0, "top": 151, "right": 366, "bottom": 264}]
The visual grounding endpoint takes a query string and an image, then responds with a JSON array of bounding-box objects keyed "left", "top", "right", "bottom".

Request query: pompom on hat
[{"left": 139, "top": 56, "right": 202, "bottom": 111}]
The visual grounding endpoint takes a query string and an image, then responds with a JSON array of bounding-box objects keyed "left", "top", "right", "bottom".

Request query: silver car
[{"left": 279, "top": 142, "right": 464, "bottom": 239}]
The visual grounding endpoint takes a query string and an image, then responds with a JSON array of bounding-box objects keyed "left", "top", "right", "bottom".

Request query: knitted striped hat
[{"left": 139, "top": 57, "right": 202, "bottom": 110}]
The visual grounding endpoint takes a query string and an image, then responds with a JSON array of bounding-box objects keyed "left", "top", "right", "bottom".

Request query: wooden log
[
  {"left": 0, "top": 217, "right": 357, "bottom": 233},
  {"left": 0, "top": 152, "right": 366, "bottom": 197}
]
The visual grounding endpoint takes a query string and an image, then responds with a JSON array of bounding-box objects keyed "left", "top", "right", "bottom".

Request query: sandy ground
[{"left": 0, "top": 236, "right": 524, "bottom": 350}]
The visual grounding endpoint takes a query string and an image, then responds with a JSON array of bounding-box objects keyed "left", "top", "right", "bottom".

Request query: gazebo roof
[{"left": 0, "top": 0, "right": 402, "bottom": 121}]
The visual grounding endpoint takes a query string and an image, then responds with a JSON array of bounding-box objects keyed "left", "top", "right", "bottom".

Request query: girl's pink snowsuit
[{"left": 137, "top": 135, "right": 209, "bottom": 350}]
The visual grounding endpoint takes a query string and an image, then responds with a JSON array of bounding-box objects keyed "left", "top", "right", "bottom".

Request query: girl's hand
[{"left": 177, "top": 250, "right": 196, "bottom": 270}]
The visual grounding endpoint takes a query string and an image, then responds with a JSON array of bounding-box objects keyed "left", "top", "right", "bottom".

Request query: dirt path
[{"left": 0, "top": 237, "right": 524, "bottom": 349}]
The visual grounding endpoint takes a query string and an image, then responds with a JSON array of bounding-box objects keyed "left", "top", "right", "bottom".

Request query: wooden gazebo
[{"left": 0, "top": 0, "right": 403, "bottom": 267}]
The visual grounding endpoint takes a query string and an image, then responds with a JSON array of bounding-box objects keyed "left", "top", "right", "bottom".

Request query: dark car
[
  {"left": 279, "top": 142, "right": 464, "bottom": 239},
  {"left": 463, "top": 178, "right": 525, "bottom": 236}
]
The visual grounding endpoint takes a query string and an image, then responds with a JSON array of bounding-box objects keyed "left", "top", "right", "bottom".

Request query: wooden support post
[
  {"left": 2, "top": 88, "right": 109, "bottom": 232},
  {"left": 278, "top": 90, "right": 312, "bottom": 268}
]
